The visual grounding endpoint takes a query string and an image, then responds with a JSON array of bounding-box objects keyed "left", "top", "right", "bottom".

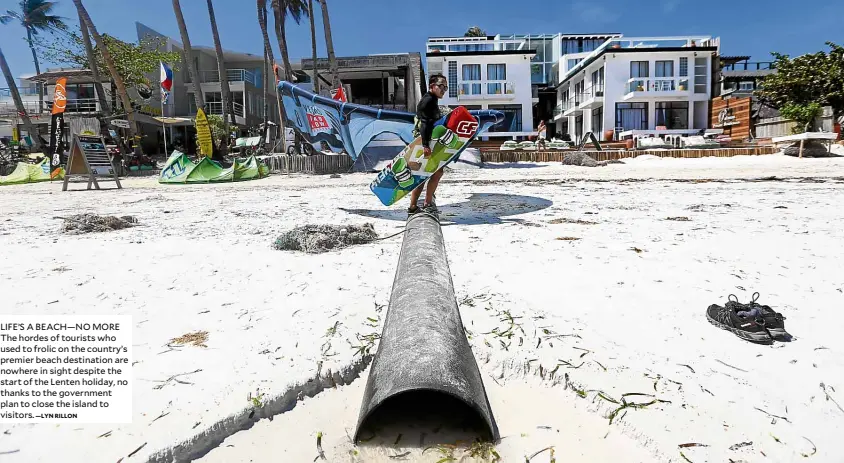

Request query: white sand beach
[{"left": 2, "top": 152, "right": 844, "bottom": 462}]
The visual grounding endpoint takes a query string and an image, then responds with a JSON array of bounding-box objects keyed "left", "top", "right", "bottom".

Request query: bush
[{"left": 779, "top": 103, "right": 822, "bottom": 133}]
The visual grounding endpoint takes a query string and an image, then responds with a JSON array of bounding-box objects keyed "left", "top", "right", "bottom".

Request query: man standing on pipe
[{"left": 408, "top": 74, "right": 451, "bottom": 215}]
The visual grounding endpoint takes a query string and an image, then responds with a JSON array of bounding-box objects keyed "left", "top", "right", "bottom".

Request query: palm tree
[
  {"left": 257, "top": 0, "right": 285, "bottom": 150},
  {"left": 206, "top": 0, "right": 235, "bottom": 153},
  {"left": 307, "top": 0, "right": 320, "bottom": 94},
  {"left": 317, "top": 0, "right": 340, "bottom": 89},
  {"left": 172, "top": 0, "right": 204, "bottom": 115},
  {"left": 1, "top": 1, "right": 66, "bottom": 113},
  {"left": 271, "top": 0, "right": 308, "bottom": 82},
  {"left": 464, "top": 26, "right": 486, "bottom": 37},
  {"left": 72, "top": 0, "right": 141, "bottom": 155},
  {"left": 77, "top": 10, "right": 109, "bottom": 115},
  {"left": 0, "top": 47, "right": 44, "bottom": 151}
]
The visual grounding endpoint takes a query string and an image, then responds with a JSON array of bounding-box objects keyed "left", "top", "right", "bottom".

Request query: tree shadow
[
  {"left": 480, "top": 162, "right": 548, "bottom": 169},
  {"left": 340, "top": 193, "right": 553, "bottom": 226}
]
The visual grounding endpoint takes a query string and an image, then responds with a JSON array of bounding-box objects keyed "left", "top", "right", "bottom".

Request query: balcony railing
[
  {"left": 722, "top": 61, "right": 775, "bottom": 71},
  {"left": 583, "top": 84, "right": 604, "bottom": 98},
  {"left": 458, "top": 81, "right": 516, "bottom": 99},
  {"left": 47, "top": 98, "right": 99, "bottom": 113},
  {"left": 186, "top": 69, "right": 260, "bottom": 86},
  {"left": 193, "top": 101, "right": 246, "bottom": 118},
  {"left": 0, "top": 87, "right": 40, "bottom": 97},
  {"left": 626, "top": 77, "right": 690, "bottom": 94}
]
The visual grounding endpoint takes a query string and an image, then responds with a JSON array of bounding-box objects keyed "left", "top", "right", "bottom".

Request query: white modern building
[
  {"left": 554, "top": 35, "right": 720, "bottom": 142},
  {"left": 426, "top": 36, "right": 537, "bottom": 138}
]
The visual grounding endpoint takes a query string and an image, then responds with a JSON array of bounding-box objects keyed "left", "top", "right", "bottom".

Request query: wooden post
[{"left": 799, "top": 138, "right": 805, "bottom": 158}]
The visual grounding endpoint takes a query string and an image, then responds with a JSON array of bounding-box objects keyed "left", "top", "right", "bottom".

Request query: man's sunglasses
[{"left": 434, "top": 83, "right": 448, "bottom": 91}]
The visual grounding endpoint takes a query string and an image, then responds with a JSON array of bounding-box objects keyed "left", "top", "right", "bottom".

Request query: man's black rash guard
[{"left": 416, "top": 92, "right": 439, "bottom": 146}]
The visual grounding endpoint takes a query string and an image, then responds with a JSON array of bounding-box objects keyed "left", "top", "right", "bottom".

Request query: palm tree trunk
[
  {"left": 25, "top": 28, "right": 44, "bottom": 114},
  {"left": 270, "top": 0, "right": 293, "bottom": 82},
  {"left": 0, "top": 47, "right": 44, "bottom": 151},
  {"left": 318, "top": 0, "right": 341, "bottom": 89},
  {"left": 72, "top": 0, "right": 141, "bottom": 155},
  {"left": 262, "top": 46, "right": 269, "bottom": 145},
  {"left": 172, "top": 0, "right": 205, "bottom": 114},
  {"left": 206, "top": 0, "right": 233, "bottom": 154},
  {"left": 307, "top": 0, "right": 320, "bottom": 94},
  {"left": 78, "top": 11, "right": 110, "bottom": 114}
]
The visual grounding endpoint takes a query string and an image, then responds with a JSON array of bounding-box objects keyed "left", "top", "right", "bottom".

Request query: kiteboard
[{"left": 370, "top": 106, "right": 482, "bottom": 206}]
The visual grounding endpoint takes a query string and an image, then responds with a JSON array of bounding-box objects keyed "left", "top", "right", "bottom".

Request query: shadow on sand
[{"left": 340, "top": 193, "right": 553, "bottom": 226}]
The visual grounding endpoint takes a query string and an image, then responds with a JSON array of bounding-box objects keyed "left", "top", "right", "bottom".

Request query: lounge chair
[
  {"left": 680, "top": 135, "right": 720, "bottom": 149},
  {"left": 636, "top": 136, "right": 673, "bottom": 150},
  {"left": 518, "top": 141, "right": 537, "bottom": 151},
  {"left": 548, "top": 138, "right": 570, "bottom": 150},
  {"left": 499, "top": 140, "right": 518, "bottom": 151}
]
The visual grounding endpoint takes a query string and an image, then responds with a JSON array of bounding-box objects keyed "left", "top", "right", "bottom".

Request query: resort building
[
  {"left": 554, "top": 35, "right": 720, "bottom": 142},
  {"left": 425, "top": 35, "right": 538, "bottom": 139}
]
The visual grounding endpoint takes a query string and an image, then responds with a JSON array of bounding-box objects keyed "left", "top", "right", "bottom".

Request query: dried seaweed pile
[
  {"left": 273, "top": 223, "right": 378, "bottom": 253},
  {"left": 59, "top": 214, "right": 138, "bottom": 234}
]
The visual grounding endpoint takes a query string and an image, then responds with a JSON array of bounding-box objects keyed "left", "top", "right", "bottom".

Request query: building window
[
  {"left": 461, "top": 64, "right": 481, "bottom": 96},
  {"left": 567, "top": 58, "right": 583, "bottom": 71},
  {"left": 630, "top": 61, "right": 649, "bottom": 78},
  {"left": 679, "top": 57, "right": 688, "bottom": 77},
  {"left": 575, "top": 115, "right": 583, "bottom": 141},
  {"left": 615, "top": 102, "right": 648, "bottom": 131},
  {"left": 447, "top": 61, "right": 458, "bottom": 98},
  {"left": 694, "top": 57, "right": 707, "bottom": 94},
  {"left": 590, "top": 67, "right": 604, "bottom": 94},
  {"left": 655, "top": 101, "right": 688, "bottom": 129},
  {"left": 487, "top": 64, "right": 506, "bottom": 94},
  {"left": 739, "top": 81, "right": 755, "bottom": 91},
  {"left": 655, "top": 60, "right": 674, "bottom": 77},
  {"left": 488, "top": 104, "right": 522, "bottom": 132},
  {"left": 592, "top": 107, "right": 603, "bottom": 134}
]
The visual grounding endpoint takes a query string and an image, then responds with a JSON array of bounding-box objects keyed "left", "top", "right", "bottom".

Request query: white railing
[
  {"left": 626, "top": 78, "right": 690, "bottom": 94},
  {"left": 188, "top": 69, "right": 259, "bottom": 86},
  {"left": 584, "top": 84, "right": 604, "bottom": 98},
  {"left": 47, "top": 98, "right": 100, "bottom": 113},
  {"left": 200, "top": 101, "right": 246, "bottom": 117},
  {"left": 459, "top": 81, "right": 516, "bottom": 98}
]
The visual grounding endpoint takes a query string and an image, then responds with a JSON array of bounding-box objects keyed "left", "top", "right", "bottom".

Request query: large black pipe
[{"left": 354, "top": 212, "right": 499, "bottom": 442}]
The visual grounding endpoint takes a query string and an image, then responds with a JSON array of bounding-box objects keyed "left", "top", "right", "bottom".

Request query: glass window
[
  {"left": 655, "top": 101, "right": 689, "bottom": 129},
  {"left": 630, "top": 61, "right": 649, "bottom": 78},
  {"left": 679, "top": 57, "right": 688, "bottom": 77},
  {"left": 739, "top": 81, "right": 755, "bottom": 91},
  {"left": 694, "top": 57, "right": 707, "bottom": 94},
  {"left": 447, "top": 61, "right": 458, "bottom": 98},
  {"left": 488, "top": 104, "right": 522, "bottom": 132},
  {"left": 592, "top": 107, "right": 603, "bottom": 134},
  {"left": 615, "top": 102, "right": 648, "bottom": 131},
  {"left": 487, "top": 64, "right": 506, "bottom": 80},
  {"left": 655, "top": 61, "right": 674, "bottom": 77},
  {"left": 462, "top": 64, "right": 481, "bottom": 80}
]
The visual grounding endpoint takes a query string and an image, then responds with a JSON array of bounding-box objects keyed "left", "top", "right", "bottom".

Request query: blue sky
[{"left": 1, "top": 0, "right": 842, "bottom": 78}]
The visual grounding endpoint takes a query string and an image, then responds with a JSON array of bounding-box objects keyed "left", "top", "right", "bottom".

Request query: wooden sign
[
  {"left": 710, "top": 97, "right": 752, "bottom": 140},
  {"left": 62, "top": 134, "right": 122, "bottom": 191}
]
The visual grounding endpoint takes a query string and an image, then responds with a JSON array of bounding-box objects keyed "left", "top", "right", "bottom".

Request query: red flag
[{"left": 331, "top": 86, "right": 347, "bottom": 102}]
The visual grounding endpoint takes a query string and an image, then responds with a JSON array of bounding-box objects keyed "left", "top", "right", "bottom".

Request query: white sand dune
[{"left": 1, "top": 153, "right": 844, "bottom": 462}]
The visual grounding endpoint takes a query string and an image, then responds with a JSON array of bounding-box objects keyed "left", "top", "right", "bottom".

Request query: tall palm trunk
[
  {"left": 0, "top": 47, "right": 43, "bottom": 151},
  {"left": 307, "top": 0, "right": 320, "bottom": 94},
  {"left": 257, "top": 2, "right": 271, "bottom": 144},
  {"left": 270, "top": 0, "right": 293, "bottom": 82},
  {"left": 72, "top": 0, "right": 141, "bottom": 155},
  {"left": 78, "top": 11, "right": 109, "bottom": 115},
  {"left": 318, "top": 0, "right": 340, "bottom": 89},
  {"left": 263, "top": 0, "right": 287, "bottom": 152},
  {"left": 172, "top": 0, "right": 204, "bottom": 114},
  {"left": 24, "top": 29, "right": 44, "bottom": 113},
  {"left": 206, "top": 0, "right": 234, "bottom": 153}
]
